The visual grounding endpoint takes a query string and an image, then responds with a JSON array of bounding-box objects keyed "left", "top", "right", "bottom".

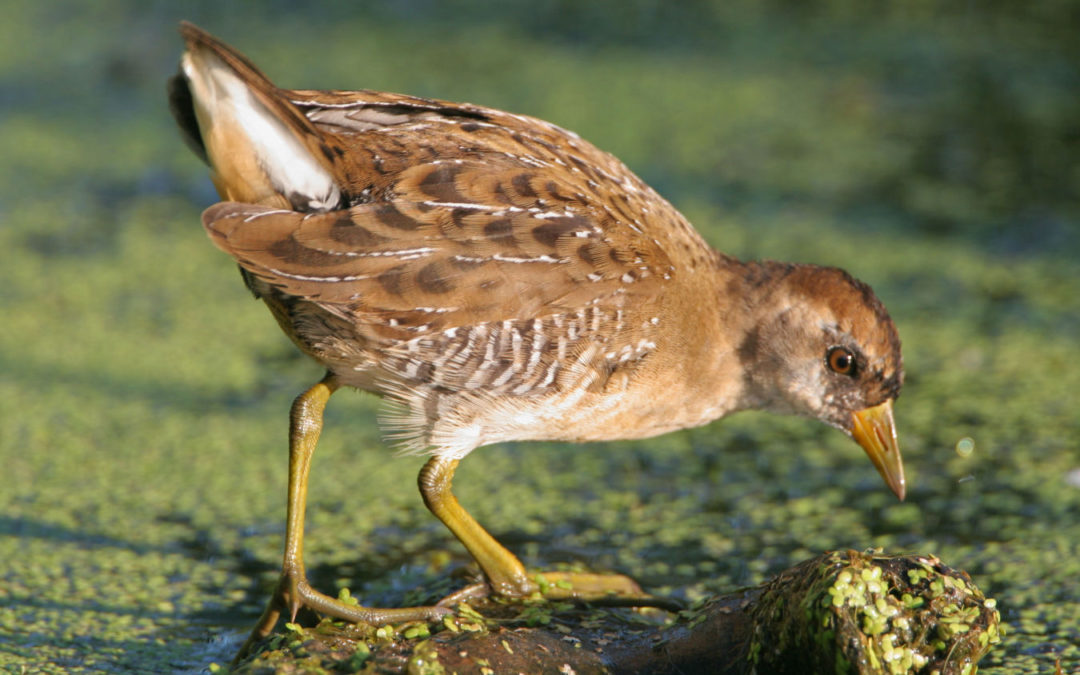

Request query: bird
[{"left": 169, "top": 21, "right": 905, "bottom": 654}]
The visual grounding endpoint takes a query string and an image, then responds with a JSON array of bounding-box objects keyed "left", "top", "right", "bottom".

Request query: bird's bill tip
[{"left": 850, "top": 399, "right": 906, "bottom": 501}]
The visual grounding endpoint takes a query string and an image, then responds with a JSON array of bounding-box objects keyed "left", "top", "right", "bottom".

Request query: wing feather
[{"left": 203, "top": 160, "right": 671, "bottom": 339}]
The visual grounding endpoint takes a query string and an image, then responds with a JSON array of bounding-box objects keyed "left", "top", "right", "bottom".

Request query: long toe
[{"left": 537, "top": 571, "right": 684, "bottom": 611}]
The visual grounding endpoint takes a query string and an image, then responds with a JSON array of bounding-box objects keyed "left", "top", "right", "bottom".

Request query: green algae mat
[{"left": 2, "top": 3, "right": 1077, "bottom": 673}]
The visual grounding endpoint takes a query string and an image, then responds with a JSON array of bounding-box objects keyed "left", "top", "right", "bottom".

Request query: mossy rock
[
  {"left": 229, "top": 550, "right": 1000, "bottom": 674},
  {"left": 749, "top": 550, "right": 1002, "bottom": 674}
]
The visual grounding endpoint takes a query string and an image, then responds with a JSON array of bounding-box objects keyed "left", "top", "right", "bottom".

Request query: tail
[{"left": 167, "top": 21, "right": 341, "bottom": 211}]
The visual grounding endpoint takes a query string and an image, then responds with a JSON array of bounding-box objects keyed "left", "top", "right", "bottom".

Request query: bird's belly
[{"left": 423, "top": 375, "right": 734, "bottom": 460}]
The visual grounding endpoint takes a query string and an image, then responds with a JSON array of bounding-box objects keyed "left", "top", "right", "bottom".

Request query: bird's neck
[{"left": 691, "top": 257, "right": 805, "bottom": 418}]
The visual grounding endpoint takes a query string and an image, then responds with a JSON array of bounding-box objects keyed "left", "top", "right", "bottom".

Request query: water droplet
[{"left": 955, "top": 437, "right": 975, "bottom": 457}]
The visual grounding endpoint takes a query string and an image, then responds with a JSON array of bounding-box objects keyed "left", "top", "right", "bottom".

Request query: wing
[{"left": 202, "top": 158, "right": 674, "bottom": 342}]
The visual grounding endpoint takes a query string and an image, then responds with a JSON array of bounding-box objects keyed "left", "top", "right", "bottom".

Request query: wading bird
[{"left": 169, "top": 22, "right": 905, "bottom": 655}]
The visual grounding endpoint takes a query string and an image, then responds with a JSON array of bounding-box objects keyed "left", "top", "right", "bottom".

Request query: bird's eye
[{"left": 827, "top": 346, "right": 857, "bottom": 376}]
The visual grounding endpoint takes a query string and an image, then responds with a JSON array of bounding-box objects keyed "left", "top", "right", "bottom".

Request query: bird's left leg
[{"left": 234, "top": 375, "right": 448, "bottom": 664}]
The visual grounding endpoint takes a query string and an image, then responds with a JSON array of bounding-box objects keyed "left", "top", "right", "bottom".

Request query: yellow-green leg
[
  {"left": 418, "top": 456, "right": 682, "bottom": 611},
  {"left": 234, "top": 375, "right": 448, "bottom": 664}
]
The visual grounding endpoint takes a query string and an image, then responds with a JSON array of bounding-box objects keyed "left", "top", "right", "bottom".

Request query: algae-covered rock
[
  {"left": 749, "top": 550, "right": 1002, "bottom": 674},
  {"left": 229, "top": 551, "right": 1000, "bottom": 674}
]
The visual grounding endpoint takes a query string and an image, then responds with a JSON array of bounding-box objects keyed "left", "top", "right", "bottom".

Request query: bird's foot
[
  {"left": 436, "top": 571, "right": 684, "bottom": 613},
  {"left": 233, "top": 567, "right": 451, "bottom": 665},
  {"left": 534, "top": 571, "right": 685, "bottom": 611}
]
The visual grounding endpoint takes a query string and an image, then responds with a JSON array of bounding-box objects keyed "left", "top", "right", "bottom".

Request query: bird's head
[{"left": 738, "top": 263, "right": 905, "bottom": 499}]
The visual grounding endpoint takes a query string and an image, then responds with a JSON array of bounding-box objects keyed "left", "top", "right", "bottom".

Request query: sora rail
[{"left": 169, "top": 22, "right": 905, "bottom": 653}]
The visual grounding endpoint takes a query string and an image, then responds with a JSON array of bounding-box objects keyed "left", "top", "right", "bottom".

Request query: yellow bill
[{"left": 850, "top": 399, "right": 906, "bottom": 500}]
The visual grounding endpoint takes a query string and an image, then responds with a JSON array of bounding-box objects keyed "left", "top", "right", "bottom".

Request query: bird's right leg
[
  {"left": 234, "top": 374, "right": 449, "bottom": 663},
  {"left": 418, "top": 456, "right": 683, "bottom": 611}
]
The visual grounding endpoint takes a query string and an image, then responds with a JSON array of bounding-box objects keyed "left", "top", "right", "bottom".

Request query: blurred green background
[{"left": 1, "top": 1, "right": 1078, "bottom": 672}]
